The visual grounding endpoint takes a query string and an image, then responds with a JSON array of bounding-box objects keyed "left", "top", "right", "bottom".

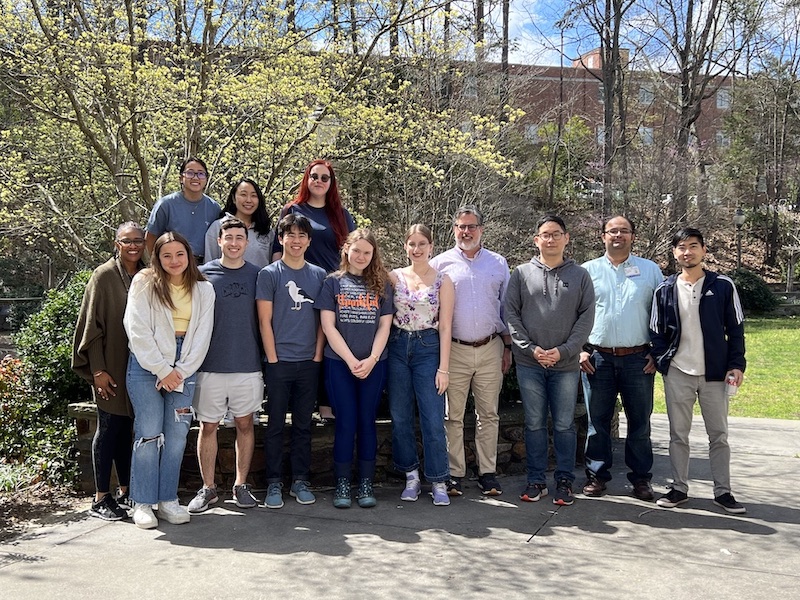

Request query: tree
[{"left": 0, "top": 0, "right": 519, "bottom": 285}]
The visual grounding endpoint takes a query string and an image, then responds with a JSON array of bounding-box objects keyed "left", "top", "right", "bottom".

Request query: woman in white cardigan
[{"left": 124, "top": 231, "right": 215, "bottom": 529}]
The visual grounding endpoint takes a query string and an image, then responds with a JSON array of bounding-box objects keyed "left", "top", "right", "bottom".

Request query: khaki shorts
[{"left": 194, "top": 371, "right": 264, "bottom": 423}]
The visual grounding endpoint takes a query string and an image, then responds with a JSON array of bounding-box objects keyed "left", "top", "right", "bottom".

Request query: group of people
[{"left": 72, "top": 156, "right": 748, "bottom": 532}]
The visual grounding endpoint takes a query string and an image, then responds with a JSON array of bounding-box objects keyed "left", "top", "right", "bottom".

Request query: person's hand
[
  {"left": 93, "top": 371, "right": 118, "bottom": 399},
  {"left": 534, "top": 347, "right": 560, "bottom": 368},
  {"left": 501, "top": 347, "right": 512, "bottom": 374},
  {"left": 579, "top": 351, "right": 595, "bottom": 374},
  {"left": 435, "top": 371, "right": 449, "bottom": 395},
  {"left": 156, "top": 369, "right": 184, "bottom": 392},
  {"left": 351, "top": 357, "right": 377, "bottom": 380},
  {"left": 643, "top": 354, "right": 657, "bottom": 375},
  {"left": 726, "top": 368, "right": 744, "bottom": 386}
]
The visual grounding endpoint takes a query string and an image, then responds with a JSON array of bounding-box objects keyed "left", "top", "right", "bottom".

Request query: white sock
[{"left": 406, "top": 469, "right": 420, "bottom": 482}]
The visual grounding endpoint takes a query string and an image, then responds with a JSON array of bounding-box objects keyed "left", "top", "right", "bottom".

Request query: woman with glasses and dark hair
[
  {"left": 204, "top": 178, "right": 274, "bottom": 268},
  {"left": 124, "top": 231, "right": 215, "bottom": 529},
  {"left": 271, "top": 159, "right": 356, "bottom": 273},
  {"left": 72, "top": 222, "right": 148, "bottom": 521},
  {"left": 145, "top": 156, "right": 220, "bottom": 263}
]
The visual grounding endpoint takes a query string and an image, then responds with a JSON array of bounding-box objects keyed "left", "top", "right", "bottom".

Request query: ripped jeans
[{"left": 127, "top": 337, "right": 196, "bottom": 505}]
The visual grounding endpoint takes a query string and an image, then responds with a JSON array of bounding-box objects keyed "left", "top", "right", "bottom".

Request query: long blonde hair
[
  {"left": 144, "top": 231, "right": 205, "bottom": 309},
  {"left": 336, "top": 229, "right": 388, "bottom": 297}
]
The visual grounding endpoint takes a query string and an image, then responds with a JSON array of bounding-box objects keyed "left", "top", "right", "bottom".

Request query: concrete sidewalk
[{"left": 2, "top": 414, "right": 799, "bottom": 599}]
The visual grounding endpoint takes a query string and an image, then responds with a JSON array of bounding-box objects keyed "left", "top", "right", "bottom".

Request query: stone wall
[{"left": 69, "top": 400, "right": 595, "bottom": 493}]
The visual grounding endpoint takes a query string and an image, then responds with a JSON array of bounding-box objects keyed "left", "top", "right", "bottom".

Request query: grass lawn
[{"left": 653, "top": 315, "right": 800, "bottom": 419}]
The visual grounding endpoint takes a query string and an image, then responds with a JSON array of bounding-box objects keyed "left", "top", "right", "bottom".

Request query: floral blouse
[{"left": 391, "top": 269, "right": 443, "bottom": 331}]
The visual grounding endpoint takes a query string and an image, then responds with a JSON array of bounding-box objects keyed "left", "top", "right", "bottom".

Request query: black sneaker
[
  {"left": 89, "top": 493, "right": 128, "bottom": 521},
  {"left": 553, "top": 478, "right": 574, "bottom": 506},
  {"left": 446, "top": 478, "right": 463, "bottom": 497},
  {"left": 477, "top": 473, "right": 503, "bottom": 496},
  {"left": 520, "top": 482, "right": 548, "bottom": 502},
  {"left": 115, "top": 490, "right": 131, "bottom": 510},
  {"left": 713, "top": 493, "right": 746, "bottom": 514},
  {"left": 656, "top": 489, "right": 689, "bottom": 508}
]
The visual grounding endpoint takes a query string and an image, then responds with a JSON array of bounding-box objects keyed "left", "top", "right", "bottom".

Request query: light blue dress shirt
[{"left": 582, "top": 254, "right": 663, "bottom": 348}]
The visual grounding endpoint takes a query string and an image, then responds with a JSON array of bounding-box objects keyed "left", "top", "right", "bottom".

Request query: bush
[
  {"left": 1, "top": 271, "right": 92, "bottom": 487},
  {"left": 0, "top": 355, "right": 79, "bottom": 487},
  {"left": 726, "top": 269, "right": 780, "bottom": 313},
  {"left": 14, "top": 271, "right": 90, "bottom": 403}
]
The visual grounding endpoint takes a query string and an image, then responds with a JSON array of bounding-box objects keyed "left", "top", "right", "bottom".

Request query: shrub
[
  {"left": 726, "top": 269, "right": 779, "bottom": 313},
  {"left": 14, "top": 271, "right": 90, "bottom": 405},
  {"left": 0, "top": 355, "right": 79, "bottom": 487},
  {"left": 2, "top": 271, "right": 92, "bottom": 486}
]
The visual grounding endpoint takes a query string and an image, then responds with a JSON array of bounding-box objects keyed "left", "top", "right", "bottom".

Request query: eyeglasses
[
  {"left": 309, "top": 173, "right": 331, "bottom": 182},
  {"left": 604, "top": 228, "right": 632, "bottom": 236},
  {"left": 182, "top": 170, "right": 207, "bottom": 180},
  {"left": 455, "top": 224, "right": 480, "bottom": 232},
  {"left": 535, "top": 232, "right": 565, "bottom": 241},
  {"left": 117, "top": 238, "right": 145, "bottom": 247}
]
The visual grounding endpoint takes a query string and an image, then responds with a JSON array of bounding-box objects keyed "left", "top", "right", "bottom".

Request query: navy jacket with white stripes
[{"left": 649, "top": 270, "right": 746, "bottom": 381}]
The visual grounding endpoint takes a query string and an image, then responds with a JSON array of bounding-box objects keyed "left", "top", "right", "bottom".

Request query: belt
[
  {"left": 452, "top": 333, "right": 498, "bottom": 348},
  {"left": 592, "top": 344, "right": 649, "bottom": 357}
]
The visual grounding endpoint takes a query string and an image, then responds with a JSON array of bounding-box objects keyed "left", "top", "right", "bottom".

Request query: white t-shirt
[{"left": 671, "top": 275, "right": 706, "bottom": 376}]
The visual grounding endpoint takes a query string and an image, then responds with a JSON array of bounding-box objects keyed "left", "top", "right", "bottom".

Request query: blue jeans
[
  {"left": 325, "top": 358, "right": 388, "bottom": 480},
  {"left": 516, "top": 363, "right": 579, "bottom": 484},
  {"left": 263, "top": 360, "right": 320, "bottom": 483},
  {"left": 127, "top": 337, "right": 196, "bottom": 505},
  {"left": 387, "top": 328, "right": 449, "bottom": 483},
  {"left": 582, "top": 349, "right": 654, "bottom": 483}
]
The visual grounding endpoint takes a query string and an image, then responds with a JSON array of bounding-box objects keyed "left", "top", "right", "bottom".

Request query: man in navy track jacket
[{"left": 649, "top": 228, "right": 747, "bottom": 514}]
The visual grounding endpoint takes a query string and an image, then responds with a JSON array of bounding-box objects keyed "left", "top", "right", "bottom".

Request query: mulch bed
[{"left": 0, "top": 484, "right": 89, "bottom": 543}]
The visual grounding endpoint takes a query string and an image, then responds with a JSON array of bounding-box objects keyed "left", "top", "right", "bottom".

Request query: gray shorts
[{"left": 193, "top": 371, "right": 264, "bottom": 423}]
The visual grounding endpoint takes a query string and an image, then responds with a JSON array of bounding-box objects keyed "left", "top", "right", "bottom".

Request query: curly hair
[{"left": 335, "top": 229, "right": 388, "bottom": 298}]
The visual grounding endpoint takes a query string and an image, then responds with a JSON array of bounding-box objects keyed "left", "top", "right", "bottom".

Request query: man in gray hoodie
[{"left": 505, "top": 215, "right": 595, "bottom": 506}]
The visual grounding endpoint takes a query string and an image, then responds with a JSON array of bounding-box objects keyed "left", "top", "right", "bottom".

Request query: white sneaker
[
  {"left": 157, "top": 500, "right": 191, "bottom": 524},
  {"left": 132, "top": 503, "right": 159, "bottom": 529}
]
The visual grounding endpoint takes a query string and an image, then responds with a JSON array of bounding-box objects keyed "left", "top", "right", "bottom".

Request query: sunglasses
[{"left": 309, "top": 173, "right": 331, "bottom": 183}]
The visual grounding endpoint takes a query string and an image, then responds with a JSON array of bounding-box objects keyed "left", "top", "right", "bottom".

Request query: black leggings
[{"left": 92, "top": 407, "right": 134, "bottom": 493}]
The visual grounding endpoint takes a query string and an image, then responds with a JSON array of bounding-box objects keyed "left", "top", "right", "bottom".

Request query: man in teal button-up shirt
[{"left": 579, "top": 216, "right": 663, "bottom": 501}]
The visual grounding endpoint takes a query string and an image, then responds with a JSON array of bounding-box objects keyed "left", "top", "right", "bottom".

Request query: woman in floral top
[{"left": 387, "top": 224, "right": 455, "bottom": 506}]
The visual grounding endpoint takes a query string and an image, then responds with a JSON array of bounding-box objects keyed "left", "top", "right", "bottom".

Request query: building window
[
  {"left": 463, "top": 76, "right": 478, "bottom": 99},
  {"left": 639, "top": 84, "right": 654, "bottom": 104},
  {"left": 524, "top": 124, "right": 540, "bottom": 142},
  {"left": 716, "top": 88, "right": 731, "bottom": 109},
  {"left": 638, "top": 126, "right": 654, "bottom": 146},
  {"left": 715, "top": 131, "right": 731, "bottom": 147},
  {"left": 596, "top": 125, "right": 605, "bottom": 145},
  {"left": 598, "top": 83, "right": 605, "bottom": 103}
]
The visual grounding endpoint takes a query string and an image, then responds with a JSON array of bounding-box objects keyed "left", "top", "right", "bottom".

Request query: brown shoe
[
  {"left": 633, "top": 480, "right": 654, "bottom": 501},
  {"left": 582, "top": 478, "right": 606, "bottom": 497}
]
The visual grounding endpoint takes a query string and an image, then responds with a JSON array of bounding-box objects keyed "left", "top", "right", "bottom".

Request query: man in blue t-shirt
[
  {"left": 257, "top": 214, "right": 327, "bottom": 509},
  {"left": 187, "top": 217, "right": 263, "bottom": 514}
]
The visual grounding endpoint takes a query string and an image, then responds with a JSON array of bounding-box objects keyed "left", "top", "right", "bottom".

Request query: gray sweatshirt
[{"left": 504, "top": 257, "right": 595, "bottom": 371}]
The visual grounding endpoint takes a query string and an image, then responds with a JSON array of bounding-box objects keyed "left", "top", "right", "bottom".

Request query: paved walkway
[{"left": 2, "top": 414, "right": 799, "bottom": 599}]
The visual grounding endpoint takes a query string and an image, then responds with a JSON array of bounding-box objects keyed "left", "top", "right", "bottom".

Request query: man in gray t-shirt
[
  {"left": 256, "top": 214, "right": 326, "bottom": 509},
  {"left": 188, "top": 218, "right": 263, "bottom": 514}
]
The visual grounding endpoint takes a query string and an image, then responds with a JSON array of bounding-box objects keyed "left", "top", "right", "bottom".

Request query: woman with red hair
[{"left": 271, "top": 159, "right": 356, "bottom": 273}]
